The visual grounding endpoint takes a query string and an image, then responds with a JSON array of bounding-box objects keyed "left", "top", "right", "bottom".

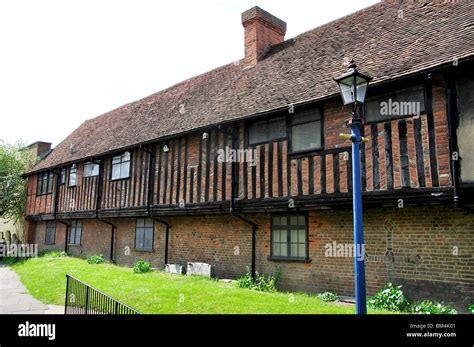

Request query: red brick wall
[{"left": 32, "top": 206, "right": 473, "bottom": 310}]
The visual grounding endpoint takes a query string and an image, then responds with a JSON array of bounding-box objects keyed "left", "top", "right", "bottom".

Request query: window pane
[
  {"left": 290, "top": 229, "right": 298, "bottom": 243},
  {"left": 290, "top": 216, "right": 298, "bottom": 226},
  {"left": 145, "top": 219, "right": 153, "bottom": 228},
  {"left": 136, "top": 229, "right": 144, "bottom": 249},
  {"left": 112, "top": 156, "right": 121, "bottom": 164},
  {"left": 273, "top": 216, "right": 280, "bottom": 226},
  {"left": 111, "top": 164, "right": 121, "bottom": 180},
  {"left": 290, "top": 243, "right": 298, "bottom": 257},
  {"left": 298, "top": 243, "right": 306, "bottom": 257},
  {"left": 120, "top": 162, "right": 130, "bottom": 177},
  {"left": 280, "top": 244, "right": 287, "bottom": 256},
  {"left": 272, "top": 242, "right": 280, "bottom": 256},
  {"left": 298, "top": 216, "right": 305, "bottom": 226},
  {"left": 365, "top": 85, "right": 426, "bottom": 123},
  {"left": 75, "top": 228, "right": 81, "bottom": 244},
  {"left": 136, "top": 218, "right": 144, "bottom": 228},
  {"left": 280, "top": 230, "right": 287, "bottom": 244},
  {"left": 298, "top": 229, "right": 305, "bottom": 243},
  {"left": 292, "top": 109, "right": 321, "bottom": 125},
  {"left": 292, "top": 121, "right": 321, "bottom": 151},
  {"left": 144, "top": 230, "right": 153, "bottom": 250},
  {"left": 273, "top": 229, "right": 280, "bottom": 242},
  {"left": 249, "top": 116, "right": 286, "bottom": 144}
]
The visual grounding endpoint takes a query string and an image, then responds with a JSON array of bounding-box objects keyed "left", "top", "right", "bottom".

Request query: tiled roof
[{"left": 29, "top": 0, "right": 474, "bottom": 173}]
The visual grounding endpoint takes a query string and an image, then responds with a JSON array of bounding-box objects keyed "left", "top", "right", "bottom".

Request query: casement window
[
  {"left": 69, "top": 165, "right": 77, "bottom": 187},
  {"left": 365, "top": 85, "right": 426, "bottom": 123},
  {"left": 68, "top": 220, "right": 82, "bottom": 245},
  {"left": 44, "top": 221, "right": 56, "bottom": 245},
  {"left": 60, "top": 168, "right": 67, "bottom": 185},
  {"left": 83, "top": 162, "right": 100, "bottom": 177},
  {"left": 135, "top": 218, "right": 154, "bottom": 251},
  {"left": 291, "top": 108, "right": 322, "bottom": 152},
  {"left": 111, "top": 152, "right": 131, "bottom": 180},
  {"left": 37, "top": 172, "right": 53, "bottom": 195},
  {"left": 249, "top": 116, "right": 286, "bottom": 145},
  {"left": 271, "top": 214, "right": 308, "bottom": 260}
]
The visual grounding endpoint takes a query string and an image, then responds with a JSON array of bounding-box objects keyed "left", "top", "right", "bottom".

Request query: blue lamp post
[{"left": 334, "top": 60, "right": 373, "bottom": 314}]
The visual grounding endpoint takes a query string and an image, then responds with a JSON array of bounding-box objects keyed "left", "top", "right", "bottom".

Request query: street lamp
[{"left": 334, "top": 60, "right": 373, "bottom": 315}]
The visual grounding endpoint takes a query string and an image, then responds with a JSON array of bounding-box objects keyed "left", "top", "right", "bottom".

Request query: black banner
[{"left": 0, "top": 314, "right": 472, "bottom": 346}]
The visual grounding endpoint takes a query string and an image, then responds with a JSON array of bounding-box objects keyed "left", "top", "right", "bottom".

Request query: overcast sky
[{"left": 0, "top": 0, "right": 379, "bottom": 147}]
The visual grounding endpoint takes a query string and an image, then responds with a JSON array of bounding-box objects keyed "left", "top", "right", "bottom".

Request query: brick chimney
[{"left": 241, "top": 6, "right": 286, "bottom": 68}]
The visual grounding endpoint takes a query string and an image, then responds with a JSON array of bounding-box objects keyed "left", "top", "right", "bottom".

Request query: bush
[
  {"left": 133, "top": 260, "right": 152, "bottom": 274},
  {"left": 469, "top": 304, "right": 474, "bottom": 314},
  {"left": 87, "top": 254, "right": 105, "bottom": 264},
  {"left": 368, "top": 283, "right": 411, "bottom": 312},
  {"left": 412, "top": 300, "right": 457, "bottom": 315},
  {"left": 237, "top": 268, "right": 281, "bottom": 292},
  {"left": 317, "top": 292, "right": 339, "bottom": 302}
]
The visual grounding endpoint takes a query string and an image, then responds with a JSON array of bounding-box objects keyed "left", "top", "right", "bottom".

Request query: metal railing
[{"left": 64, "top": 274, "right": 141, "bottom": 315}]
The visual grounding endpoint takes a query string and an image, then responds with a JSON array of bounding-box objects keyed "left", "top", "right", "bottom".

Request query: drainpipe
[
  {"left": 154, "top": 219, "right": 170, "bottom": 267},
  {"left": 233, "top": 214, "right": 258, "bottom": 281},
  {"left": 57, "top": 220, "right": 69, "bottom": 253},
  {"left": 142, "top": 145, "right": 156, "bottom": 216},
  {"left": 97, "top": 219, "right": 116, "bottom": 263},
  {"left": 95, "top": 160, "right": 103, "bottom": 218},
  {"left": 53, "top": 169, "right": 61, "bottom": 218},
  {"left": 445, "top": 76, "right": 460, "bottom": 205}
]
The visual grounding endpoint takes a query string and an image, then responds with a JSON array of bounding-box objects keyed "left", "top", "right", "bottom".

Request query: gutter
[{"left": 153, "top": 219, "right": 171, "bottom": 267}]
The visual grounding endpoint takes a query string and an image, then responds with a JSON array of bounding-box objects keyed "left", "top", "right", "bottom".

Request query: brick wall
[{"left": 32, "top": 205, "right": 473, "bottom": 310}]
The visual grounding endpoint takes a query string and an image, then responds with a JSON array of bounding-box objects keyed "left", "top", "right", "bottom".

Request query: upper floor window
[
  {"left": 365, "top": 84, "right": 426, "bottom": 123},
  {"left": 60, "top": 168, "right": 67, "bottom": 185},
  {"left": 37, "top": 172, "right": 53, "bottom": 195},
  {"left": 135, "top": 218, "right": 154, "bottom": 251},
  {"left": 68, "top": 220, "right": 82, "bottom": 245},
  {"left": 111, "top": 152, "right": 131, "bottom": 180},
  {"left": 291, "top": 108, "right": 322, "bottom": 152},
  {"left": 69, "top": 165, "right": 77, "bottom": 187},
  {"left": 271, "top": 214, "right": 308, "bottom": 260},
  {"left": 83, "top": 162, "right": 100, "bottom": 177},
  {"left": 249, "top": 116, "right": 286, "bottom": 145},
  {"left": 45, "top": 221, "right": 56, "bottom": 245}
]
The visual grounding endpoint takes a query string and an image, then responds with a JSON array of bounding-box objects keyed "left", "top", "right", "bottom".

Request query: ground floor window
[
  {"left": 68, "top": 220, "right": 82, "bottom": 245},
  {"left": 45, "top": 221, "right": 56, "bottom": 245},
  {"left": 135, "top": 218, "right": 154, "bottom": 251},
  {"left": 271, "top": 214, "right": 308, "bottom": 260}
]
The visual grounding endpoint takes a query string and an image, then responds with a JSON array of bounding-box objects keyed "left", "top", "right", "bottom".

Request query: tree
[{"left": 0, "top": 142, "right": 37, "bottom": 221}]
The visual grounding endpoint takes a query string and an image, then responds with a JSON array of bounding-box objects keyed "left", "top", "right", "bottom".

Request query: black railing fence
[{"left": 65, "top": 274, "right": 141, "bottom": 315}]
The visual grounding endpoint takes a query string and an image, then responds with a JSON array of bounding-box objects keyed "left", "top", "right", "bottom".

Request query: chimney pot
[{"left": 241, "top": 6, "right": 286, "bottom": 68}]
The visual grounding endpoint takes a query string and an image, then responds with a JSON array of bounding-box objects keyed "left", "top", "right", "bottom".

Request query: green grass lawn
[{"left": 8, "top": 253, "right": 394, "bottom": 314}]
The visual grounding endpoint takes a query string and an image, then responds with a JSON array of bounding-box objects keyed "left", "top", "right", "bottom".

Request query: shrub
[
  {"left": 368, "top": 283, "right": 411, "bottom": 312},
  {"left": 0, "top": 256, "right": 19, "bottom": 265},
  {"left": 412, "top": 300, "right": 457, "bottom": 315},
  {"left": 317, "top": 292, "right": 339, "bottom": 302},
  {"left": 469, "top": 304, "right": 474, "bottom": 314},
  {"left": 87, "top": 254, "right": 105, "bottom": 264},
  {"left": 237, "top": 268, "right": 281, "bottom": 292},
  {"left": 133, "top": 260, "right": 152, "bottom": 274}
]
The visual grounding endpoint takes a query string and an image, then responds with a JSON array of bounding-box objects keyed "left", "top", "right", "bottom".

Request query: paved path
[{"left": 0, "top": 265, "right": 63, "bottom": 314}]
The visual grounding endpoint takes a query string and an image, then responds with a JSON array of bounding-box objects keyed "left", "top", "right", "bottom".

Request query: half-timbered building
[{"left": 23, "top": 1, "right": 474, "bottom": 309}]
